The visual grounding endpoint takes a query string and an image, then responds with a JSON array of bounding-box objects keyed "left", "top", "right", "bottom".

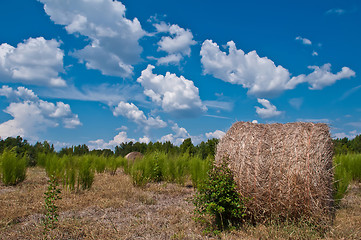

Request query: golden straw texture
[{"left": 215, "top": 122, "right": 334, "bottom": 222}]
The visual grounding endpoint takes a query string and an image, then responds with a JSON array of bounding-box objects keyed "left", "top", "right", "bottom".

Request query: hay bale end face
[
  {"left": 215, "top": 121, "right": 334, "bottom": 222},
  {"left": 125, "top": 152, "right": 144, "bottom": 161}
]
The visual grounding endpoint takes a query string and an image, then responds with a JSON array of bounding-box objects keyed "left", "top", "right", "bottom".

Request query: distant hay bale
[
  {"left": 215, "top": 121, "right": 334, "bottom": 222},
  {"left": 125, "top": 152, "right": 144, "bottom": 162}
]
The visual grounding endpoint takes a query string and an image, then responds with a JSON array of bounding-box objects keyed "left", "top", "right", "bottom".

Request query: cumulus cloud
[
  {"left": 200, "top": 40, "right": 356, "bottom": 97},
  {"left": 113, "top": 101, "right": 166, "bottom": 130},
  {"left": 137, "top": 65, "right": 207, "bottom": 117},
  {"left": 0, "top": 86, "right": 81, "bottom": 140},
  {"left": 295, "top": 36, "right": 312, "bottom": 45},
  {"left": 39, "top": 0, "right": 145, "bottom": 78},
  {"left": 286, "top": 64, "right": 356, "bottom": 90},
  {"left": 255, "top": 98, "right": 283, "bottom": 119},
  {"left": 89, "top": 131, "right": 151, "bottom": 150},
  {"left": 205, "top": 130, "right": 225, "bottom": 139},
  {"left": 154, "top": 22, "right": 196, "bottom": 65},
  {"left": 0, "top": 37, "right": 66, "bottom": 87},
  {"left": 160, "top": 123, "right": 190, "bottom": 145},
  {"left": 312, "top": 51, "right": 319, "bottom": 56}
]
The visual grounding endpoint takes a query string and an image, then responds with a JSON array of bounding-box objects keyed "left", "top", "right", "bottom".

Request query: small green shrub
[
  {"left": 144, "top": 151, "right": 166, "bottom": 182},
  {"left": 0, "top": 148, "right": 27, "bottom": 186},
  {"left": 193, "top": 158, "right": 247, "bottom": 231},
  {"left": 43, "top": 174, "right": 62, "bottom": 233}
]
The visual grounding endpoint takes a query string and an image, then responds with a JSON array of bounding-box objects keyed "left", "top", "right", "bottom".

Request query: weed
[
  {"left": 43, "top": 174, "right": 62, "bottom": 233},
  {"left": 193, "top": 158, "right": 247, "bottom": 231}
]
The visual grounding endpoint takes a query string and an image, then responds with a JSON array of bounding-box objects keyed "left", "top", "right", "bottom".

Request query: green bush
[
  {"left": 193, "top": 158, "right": 247, "bottom": 231},
  {"left": 0, "top": 148, "right": 27, "bottom": 185}
]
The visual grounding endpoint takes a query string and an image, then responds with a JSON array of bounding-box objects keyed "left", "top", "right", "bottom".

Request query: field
[{"left": 1, "top": 164, "right": 360, "bottom": 239}]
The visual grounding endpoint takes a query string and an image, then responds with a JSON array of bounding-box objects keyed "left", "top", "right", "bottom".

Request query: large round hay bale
[
  {"left": 215, "top": 121, "right": 334, "bottom": 222},
  {"left": 125, "top": 152, "right": 144, "bottom": 162}
]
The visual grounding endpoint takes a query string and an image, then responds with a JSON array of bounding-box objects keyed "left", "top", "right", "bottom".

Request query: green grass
[
  {"left": 125, "top": 151, "right": 209, "bottom": 187},
  {"left": 333, "top": 153, "right": 361, "bottom": 205}
]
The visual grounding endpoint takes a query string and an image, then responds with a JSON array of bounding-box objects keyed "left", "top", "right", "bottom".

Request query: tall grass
[
  {"left": 106, "top": 156, "right": 124, "bottom": 175},
  {"left": 335, "top": 154, "right": 361, "bottom": 181},
  {"left": 126, "top": 151, "right": 209, "bottom": 187},
  {"left": 77, "top": 155, "right": 94, "bottom": 190},
  {"left": 43, "top": 154, "right": 95, "bottom": 191},
  {"left": 0, "top": 148, "right": 27, "bottom": 185},
  {"left": 333, "top": 153, "right": 361, "bottom": 205}
]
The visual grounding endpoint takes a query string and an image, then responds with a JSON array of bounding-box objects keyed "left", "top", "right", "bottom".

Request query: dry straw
[
  {"left": 215, "top": 121, "right": 334, "bottom": 223},
  {"left": 125, "top": 152, "right": 144, "bottom": 162}
]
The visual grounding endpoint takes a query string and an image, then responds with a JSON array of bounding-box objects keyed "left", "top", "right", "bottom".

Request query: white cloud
[
  {"left": 0, "top": 37, "right": 66, "bottom": 87},
  {"left": 204, "top": 100, "right": 234, "bottom": 111},
  {"left": 39, "top": 83, "right": 145, "bottom": 106},
  {"left": 255, "top": 98, "right": 283, "bottom": 119},
  {"left": 286, "top": 64, "right": 356, "bottom": 90},
  {"left": 296, "top": 118, "right": 331, "bottom": 124},
  {"left": 312, "top": 51, "right": 318, "bottom": 56},
  {"left": 156, "top": 54, "right": 182, "bottom": 66},
  {"left": 326, "top": 8, "right": 346, "bottom": 15},
  {"left": 137, "top": 65, "right": 207, "bottom": 117},
  {"left": 160, "top": 123, "right": 191, "bottom": 145},
  {"left": 346, "top": 122, "right": 361, "bottom": 128},
  {"left": 39, "top": 0, "right": 145, "bottom": 78},
  {"left": 0, "top": 86, "right": 81, "bottom": 140},
  {"left": 205, "top": 130, "right": 226, "bottom": 139},
  {"left": 139, "top": 136, "right": 151, "bottom": 144},
  {"left": 295, "top": 36, "right": 312, "bottom": 45},
  {"left": 201, "top": 40, "right": 291, "bottom": 97},
  {"left": 200, "top": 40, "right": 356, "bottom": 97},
  {"left": 89, "top": 131, "right": 150, "bottom": 149},
  {"left": 154, "top": 22, "right": 196, "bottom": 65},
  {"left": 289, "top": 97, "right": 303, "bottom": 110},
  {"left": 333, "top": 130, "right": 358, "bottom": 139},
  {"left": 113, "top": 101, "right": 166, "bottom": 129},
  {"left": 89, "top": 131, "right": 133, "bottom": 150}
]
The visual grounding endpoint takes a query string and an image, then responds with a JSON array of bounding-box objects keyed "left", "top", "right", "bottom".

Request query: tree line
[
  {"left": 333, "top": 134, "right": 361, "bottom": 155},
  {"left": 0, "top": 136, "right": 219, "bottom": 166}
]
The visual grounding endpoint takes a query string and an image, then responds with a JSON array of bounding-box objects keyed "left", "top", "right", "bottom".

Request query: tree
[{"left": 180, "top": 138, "right": 195, "bottom": 156}]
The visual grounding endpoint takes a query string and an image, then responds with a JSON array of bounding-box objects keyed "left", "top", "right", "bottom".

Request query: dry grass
[{"left": 0, "top": 167, "right": 360, "bottom": 239}]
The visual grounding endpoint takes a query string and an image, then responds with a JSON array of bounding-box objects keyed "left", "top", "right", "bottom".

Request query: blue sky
[{"left": 0, "top": 0, "right": 360, "bottom": 149}]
